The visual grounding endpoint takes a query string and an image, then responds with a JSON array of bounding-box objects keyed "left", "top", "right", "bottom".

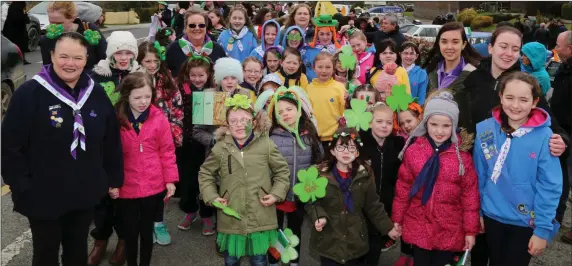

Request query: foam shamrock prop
[
  {"left": 224, "top": 94, "right": 252, "bottom": 111},
  {"left": 271, "top": 86, "right": 306, "bottom": 150},
  {"left": 211, "top": 201, "right": 241, "bottom": 220},
  {"left": 269, "top": 228, "right": 300, "bottom": 263},
  {"left": 386, "top": 84, "right": 416, "bottom": 113},
  {"left": 101, "top": 81, "right": 119, "bottom": 105},
  {"left": 46, "top": 24, "right": 64, "bottom": 39},
  {"left": 153, "top": 41, "right": 167, "bottom": 61},
  {"left": 314, "top": 14, "right": 338, "bottom": 27},
  {"left": 347, "top": 82, "right": 359, "bottom": 96},
  {"left": 339, "top": 45, "right": 357, "bottom": 71},
  {"left": 293, "top": 167, "right": 327, "bottom": 203},
  {"left": 83, "top": 29, "right": 101, "bottom": 45},
  {"left": 344, "top": 99, "right": 373, "bottom": 131}
]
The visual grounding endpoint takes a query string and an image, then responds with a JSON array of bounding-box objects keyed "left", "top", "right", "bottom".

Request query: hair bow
[
  {"left": 224, "top": 94, "right": 252, "bottom": 112},
  {"left": 153, "top": 41, "right": 166, "bottom": 61},
  {"left": 83, "top": 29, "right": 101, "bottom": 45}
]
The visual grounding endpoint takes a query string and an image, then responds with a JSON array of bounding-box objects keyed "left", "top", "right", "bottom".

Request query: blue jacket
[
  {"left": 249, "top": 20, "right": 282, "bottom": 61},
  {"left": 281, "top": 25, "right": 306, "bottom": 49},
  {"left": 406, "top": 65, "right": 428, "bottom": 105},
  {"left": 281, "top": 26, "right": 312, "bottom": 79},
  {"left": 522, "top": 42, "right": 552, "bottom": 95},
  {"left": 474, "top": 108, "right": 562, "bottom": 241},
  {"left": 218, "top": 27, "right": 258, "bottom": 62},
  {"left": 303, "top": 46, "right": 322, "bottom": 81},
  {"left": 269, "top": 127, "right": 323, "bottom": 201}
]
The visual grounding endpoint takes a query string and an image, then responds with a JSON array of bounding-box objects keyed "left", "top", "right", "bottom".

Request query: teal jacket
[{"left": 522, "top": 42, "right": 551, "bottom": 95}]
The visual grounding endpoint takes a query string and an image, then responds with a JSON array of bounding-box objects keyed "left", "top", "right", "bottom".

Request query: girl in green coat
[
  {"left": 307, "top": 127, "right": 399, "bottom": 265},
  {"left": 198, "top": 94, "right": 291, "bottom": 265}
]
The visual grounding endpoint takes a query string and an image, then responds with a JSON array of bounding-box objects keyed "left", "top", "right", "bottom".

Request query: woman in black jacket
[
  {"left": 2, "top": 1, "right": 30, "bottom": 64},
  {"left": 460, "top": 26, "right": 569, "bottom": 266}
]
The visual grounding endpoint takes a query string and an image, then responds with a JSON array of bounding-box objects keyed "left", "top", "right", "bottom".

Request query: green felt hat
[
  {"left": 314, "top": 14, "right": 338, "bottom": 27},
  {"left": 157, "top": 1, "right": 168, "bottom": 6}
]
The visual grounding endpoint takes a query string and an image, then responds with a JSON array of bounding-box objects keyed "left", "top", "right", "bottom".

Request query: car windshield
[
  {"left": 406, "top": 26, "right": 419, "bottom": 35},
  {"left": 29, "top": 2, "right": 48, "bottom": 14}
]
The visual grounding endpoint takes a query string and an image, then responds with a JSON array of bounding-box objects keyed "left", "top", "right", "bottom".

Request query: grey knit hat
[{"left": 398, "top": 91, "right": 465, "bottom": 175}]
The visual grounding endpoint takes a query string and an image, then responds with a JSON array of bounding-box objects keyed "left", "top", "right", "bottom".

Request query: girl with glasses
[{"left": 240, "top": 57, "right": 264, "bottom": 93}]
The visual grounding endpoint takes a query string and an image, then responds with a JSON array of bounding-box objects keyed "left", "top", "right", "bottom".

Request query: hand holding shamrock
[{"left": 315, "top": 218, "right": 327, "bottom": 232}]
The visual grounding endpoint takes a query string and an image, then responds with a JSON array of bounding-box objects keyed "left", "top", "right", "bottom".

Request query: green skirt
[{"left": 217, "top": 230, "right": 278, "bottom": 257}]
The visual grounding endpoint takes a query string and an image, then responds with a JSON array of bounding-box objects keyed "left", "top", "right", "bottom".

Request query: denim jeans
[{"left": 223, "top": 252, "right": 267, "bottom": 266}]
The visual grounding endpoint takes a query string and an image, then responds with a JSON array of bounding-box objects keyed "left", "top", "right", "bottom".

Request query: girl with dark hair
[
  {"left": 114, "top": 72, "right": 178, "bottom": 266},
  {"left": 307, "top": 127, "right": 398, "bottom": 265},
  {"left": 155, "top": 27, "right": 176, "bottom": 47},
  {"left": 474, "top": 72, "right": 562, "bottom": 265},
  {"left": 263, "top": 46, "right": 283, "bottom": 75},
  {"left": 2, "top": 32, "right": 123, "bottom": 266},
  {"left": 423, "top": 22, "right": 481, "bottom": 95},
  {"left": 253, "top": 7, "right": 272, "bottom": 39},
  {"left": 207, "top": 9, "right": 227, "bottom": 42},
  {"left": 369, "top": 39, "right": 411, "bottom": 95}
]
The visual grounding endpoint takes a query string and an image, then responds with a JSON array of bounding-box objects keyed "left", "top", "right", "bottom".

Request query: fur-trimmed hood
[
  {"left": 214, "top": 109, "right": 272, "bottom": 142},
  {"left": 457, "top": 127, "right": 474, "bottom": 152}
]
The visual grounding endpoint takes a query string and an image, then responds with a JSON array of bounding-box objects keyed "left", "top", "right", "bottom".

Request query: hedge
[
  {"left": 133, "top": 7, "right": 157, "bottom": 23},
  {"left": 563, "top": 3, "right": 572, "bottom": 20},
  {"left": 471, "top": 15, "right": 494, "bottom": 29},
  {"left": 457, "top": 8, "right": 478, "bottom": 27},
  {"left": 479, "top": 12, "right": 520, "bottom": 23}
]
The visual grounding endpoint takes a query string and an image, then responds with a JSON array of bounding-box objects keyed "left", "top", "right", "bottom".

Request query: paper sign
[{"left": 192, "top": 91, "right": 227, "bottom": 125}]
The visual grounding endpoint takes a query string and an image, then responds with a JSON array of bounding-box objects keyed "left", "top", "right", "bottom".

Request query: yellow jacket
[
  {"left": 306, "top": 78, "right": 346, "bottom": 141},
  {"left": 274, "top": 71, "right": 309, "bottom": 90},
  {"left": 368, "top": 66, "right": 411, "bottom": 94}
]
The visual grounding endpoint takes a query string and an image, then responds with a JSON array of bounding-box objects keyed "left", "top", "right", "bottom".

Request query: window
[{"left": 425, "top": 28, "right": 438, "bottom": 37}]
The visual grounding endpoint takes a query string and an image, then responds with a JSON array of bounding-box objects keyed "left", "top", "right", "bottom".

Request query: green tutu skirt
[{"left": 217, "top": 230, "right": 278, "bottom": 257}]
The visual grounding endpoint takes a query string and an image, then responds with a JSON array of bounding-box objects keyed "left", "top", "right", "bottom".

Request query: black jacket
[
  {"left": 366, "top": 26, "right": 406, "bottom": 48},
  {"left": 462, "top": 58, "right": 569, "bottom": 146},
  {"left": 1, "top": 68, "right": 123, "bottom": 220},
  {"left": 160, "top": 8, "right": 172, "bottom": 27},
  {"left": 2, "top": 2, "right": 30, "bottom": 52},
  {"left": 39, "top": 18, "right": 107, "bottom": 70},
  {"left": 534, "top": 28, "right": 550, "bottom": 48},
  {"left": 550, "top": 59, "right": 572, "bottom": 135},
  {"left": 166, "top": 39, "right": 226, "bottom": 77},
  {"left": 359, "top": 131, "right": 405, "bottom": 215}
]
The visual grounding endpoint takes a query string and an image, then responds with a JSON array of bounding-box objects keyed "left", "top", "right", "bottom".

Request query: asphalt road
[{"left": 2, "top": 23, "right": 572, "bottom": 266}]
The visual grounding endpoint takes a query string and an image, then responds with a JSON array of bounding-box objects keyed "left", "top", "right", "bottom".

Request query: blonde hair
[
  {"left": 285, "top": 4, "right": 313, "bottom": 28},
  {"left": 313, "top": 51, "right": 334, "bottom": 65},
  {"left": 371, "top": 102, "right": 394, "bottom": 116},
  {"left": 48, "top": 2, "right": 77, "bottom": 19},
  {"left": 242, "top": 56, "right": 263, "bottom": 70},
  {"left": 349, "top": 30, "right": 367, "bottom": 43}
]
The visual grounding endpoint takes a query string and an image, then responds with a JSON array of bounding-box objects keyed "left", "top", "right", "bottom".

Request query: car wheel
[
  {"left": 28, "top": 26, "right": 40, "bottom": 52},
  {"left": 1, "top": 82, "right": 13, "bottom": 120}
]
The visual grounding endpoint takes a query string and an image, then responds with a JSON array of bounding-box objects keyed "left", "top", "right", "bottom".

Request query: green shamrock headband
[
  {"left": 386, "top": 84, "right": 417, "bottom": 113},
  {"left": 332, "top": 131, "right": 363, "bottom": 146},
  {"left": 272, "top": 86, "right": 306, "bottom": 150},
  {"left": 343, "top": 99, "right": 373, "bottom": 132},
  {"left": 157, "top": 27, "right": 173, "bottom": 37},
  {"left": 287, "top": 31, "right": 302, "bottom": 41},
  {"left": 153, "top": 41, "right": 166, "bottom": 61},
  {"left": 225, "top": 94, "right": 253, "bottom": 113},
  {"left": 46, "top": 24, "right": 101, "bottom": 45},
  {"left": 314, "top": 14, "right": 338, "bottom": 27}
]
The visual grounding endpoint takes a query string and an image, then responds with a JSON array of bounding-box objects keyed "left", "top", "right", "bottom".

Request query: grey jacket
[{"left": 269, "top": 127, "right": 323, "bottom": 201}]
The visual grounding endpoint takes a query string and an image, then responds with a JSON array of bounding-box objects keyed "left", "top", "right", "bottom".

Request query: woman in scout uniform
[
  {"left": 217, "top": 6, "right": 258, "bottom": 62},
  {"left": 39, "top": 1, "right": 107, "bottom": 70},
  {"left": 91, "top": 31, "right": 143, "bottom": 106},
  {"left": 2, "top": 32, "right": 123, "bottom": 266},
  {"left": 198, "top": 94, "right": 290, "bottom": 265},
  {"left": 166, "top": 9, "right": 226, "bottom": 77},
  {"left": 304, "top": 14, "right": 342, "bottom": 81}
]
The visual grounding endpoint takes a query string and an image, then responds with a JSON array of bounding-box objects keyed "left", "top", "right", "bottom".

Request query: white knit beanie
[
  {"left": 214, "top": 57, "right": 244, "bottom": 85},
  {"left": 93, "top": 31, "right": 141, "bottom": 77}
]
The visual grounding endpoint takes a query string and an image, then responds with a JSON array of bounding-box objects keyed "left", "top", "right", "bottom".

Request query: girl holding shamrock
[
  {"left": 198, "top": 94, "right": 291, "bottom": 266},
  {"left": 348, "top": 31, "right": 374, "bottom": 85},
  {"left": 306, "top": 51, "right": 346, "bottom": 149},
  {"left": 266, "top": 86, "right": 322, "bottom": 266},
  {"left": 368, "top": 39, "right": 411, "bottom": 95},
  {"left": 217, "top": 6, "right": 258, "bottom": 62},
  {"left": 307, "top": 127, "right": 398, "bottom": 266},
  {"left": 332, "top": 47, "right": 361, "bottom": 99},
  {"left": 392, "top": 91, "right": 480, "bottom": 265},
  {"left": 137, "top": 41, "right": 183, "bottom": 245}
]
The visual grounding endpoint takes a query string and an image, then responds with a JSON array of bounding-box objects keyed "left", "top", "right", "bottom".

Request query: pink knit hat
[{"left": 375, "top": 62, "right": 399, "bottom": 96}]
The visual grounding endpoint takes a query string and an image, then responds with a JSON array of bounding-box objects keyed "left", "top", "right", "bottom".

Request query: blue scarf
[
  {"left": 127, "top": 106, "right": 150, "bottom": 135},
  {"left": 332, "top": 165, "right": 355, "bottom": 213},
  {"left": 233, "top": 133, "right": 254, "bottom": 150},
  {"left": 409, "top": 137, "right": 451, "bottom": 205}
]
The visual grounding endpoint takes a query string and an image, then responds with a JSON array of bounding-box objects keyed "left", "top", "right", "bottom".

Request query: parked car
[
  {"left": 27, "top": 14, "right": 41, "bottom": 51},
  {"left": 1, "top": 35, "right": 26, "bottom": 120},
  {"left": 28, "top": 1, "right": 103, "bottom": 32},
  {"left": 367, "top": 5, "right": 404, "bottom": 18},
  {"left": 403, "top": 24, "right": 442, "bottom": 42}
]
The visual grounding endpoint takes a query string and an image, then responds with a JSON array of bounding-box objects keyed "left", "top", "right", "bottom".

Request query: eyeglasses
[
  {"left": 188, "top": 23, "right": 207, "bottom": 29},
  {"left": 335, "top": 145, "right": 357, "bottom": 153},
  {"left": 228, "top": 118, "right": 251, "bottom": 126},
  {"left": 245, "top": 70, "right": 261, "bottom": 75}
]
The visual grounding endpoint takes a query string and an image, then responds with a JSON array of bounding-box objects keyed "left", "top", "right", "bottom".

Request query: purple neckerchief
[
  {"left": 182, "top": 34, "right": 212, "bottom": 53},
  {"left": 36, "top": 65, "right": 93, "bottom": 159},
  {"left": 437, "top": 57, "right": 466, "bottom": 89}
]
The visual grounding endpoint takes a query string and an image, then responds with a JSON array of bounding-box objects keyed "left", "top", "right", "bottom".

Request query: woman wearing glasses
[{"left": 166, "top": 9, "right": 226, "bottom": 77}]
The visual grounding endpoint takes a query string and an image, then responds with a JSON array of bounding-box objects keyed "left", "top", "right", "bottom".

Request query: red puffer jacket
[{"left": 392, "top": 133, "right": 480, "bottom": 252}]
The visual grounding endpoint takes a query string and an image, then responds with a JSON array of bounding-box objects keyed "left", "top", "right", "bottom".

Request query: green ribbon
[{"left": 153, "top": 41, "right": 166, "bottom": 61}]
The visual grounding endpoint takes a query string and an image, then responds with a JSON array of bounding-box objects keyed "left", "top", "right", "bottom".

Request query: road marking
[
  {"left": 36, "top": 61, "right": 42, "bottom": 64},
  {"left": 1, "top": 185, "right": 10, "bottom": 196},
  {"left": 1, "top": 229, "right": 32, "bottom": 266}
]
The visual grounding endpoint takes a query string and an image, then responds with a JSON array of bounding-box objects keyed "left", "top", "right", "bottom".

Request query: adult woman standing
[
  {"left": 2, "top": 1, "right": 30, "bottom": 64},
  {"left": 281, "top": 4, "right": 314, "bottom": 44},
  {"left": 1, "top": 32, "right": 123, "bottom": 266},
  {"left": 460, "top": 26, "right": 568, "bottom": 266},
  {"left": 166, "top": 9, "right": 226, "bottom": 77},
  {"left": 39, "top": 2, "right": 107, "bottom": 71}
]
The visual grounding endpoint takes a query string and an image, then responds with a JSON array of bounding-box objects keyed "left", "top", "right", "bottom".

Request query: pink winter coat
[
  {"left": 392, "top": 133, "right": 480, "bottom": 252},
  {"left": 119, "top": 105, "right": 179, "bottom": 199},
  {"left": 356, "top": 51, "right": 374, "bottom": 85}
]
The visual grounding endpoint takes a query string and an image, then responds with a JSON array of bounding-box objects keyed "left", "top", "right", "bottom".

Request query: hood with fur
[{"left": 214, "top": 109, "right": 272, "bottom": 142}]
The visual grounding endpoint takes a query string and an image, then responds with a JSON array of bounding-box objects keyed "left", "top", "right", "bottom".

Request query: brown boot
[
  {"left": 562, "top": 231, "right": 572, "bottom": 244},
  {"left": 109, "top": 239, "right": 126, "bottom": 266},
  {"left": 87, "top": 240, "right": 108, "bottom": 266}
]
